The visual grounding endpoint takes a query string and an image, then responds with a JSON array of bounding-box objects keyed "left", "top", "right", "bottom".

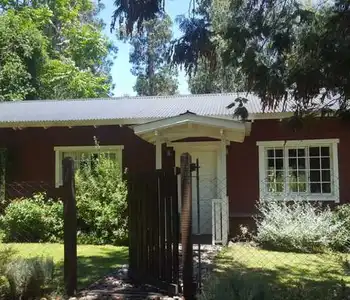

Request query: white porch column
[
  {"left": 220, "top": 134, "right": 228, "bottom": 199},
  {"left": 220, "top": 132, "right": 229, "bottom": 245},
  {"left": 155, "top": 131, "right": 162, "bottom": 170}
]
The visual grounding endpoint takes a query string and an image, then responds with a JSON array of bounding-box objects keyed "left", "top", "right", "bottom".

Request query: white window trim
[
  {"left": 257, "top": 139, "right": 340, "bottom": 202},
  {"left": 54, "top": 145, "right": 124, "bottom": 188}
]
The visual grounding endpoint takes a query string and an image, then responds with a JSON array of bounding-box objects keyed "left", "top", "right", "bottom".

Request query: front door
[
  {"left": 175, "top": 147, "right": 218, "bottom": 235},
  {"left": 191, "top": 151, "right": 218, "bottom": 235}
]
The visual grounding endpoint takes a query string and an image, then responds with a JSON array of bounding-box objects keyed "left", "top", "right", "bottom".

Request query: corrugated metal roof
[{"left": 0, "top": 93, "right": 324, "bottom": 125}]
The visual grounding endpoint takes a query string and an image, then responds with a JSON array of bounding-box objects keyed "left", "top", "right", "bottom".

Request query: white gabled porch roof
[{"left": 133, "top": 111, "right": 251, "bottom": 143}]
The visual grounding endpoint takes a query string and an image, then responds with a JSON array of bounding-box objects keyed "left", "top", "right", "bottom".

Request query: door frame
[{"left": 169, "top": 141, "right": 229, "bottom": 245}]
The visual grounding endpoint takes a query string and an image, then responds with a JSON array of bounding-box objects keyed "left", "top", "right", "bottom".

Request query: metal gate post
[
  {"left": 180, "top": 153, "right": 195, "bottom": 300},
  {"left": 194, "top": 159, "right": 202, "bottom": 292},
  {"left": 62, "top": 157, "right": 77, "bottom": 297}
]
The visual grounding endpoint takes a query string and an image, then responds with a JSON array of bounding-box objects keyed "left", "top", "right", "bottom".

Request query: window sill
[{"left": 261, "top": 194, "right": 339, "bottom": 203}]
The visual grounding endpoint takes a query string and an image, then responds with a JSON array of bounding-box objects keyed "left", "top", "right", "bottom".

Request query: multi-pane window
[
  {"left": 54, "top": 146, "right": 123, "bottom": 187},
  {"left": 258, "top": 140, "right": 339, "bottom": 201},
  {"left": 62, "top": 151, "right": 117, "bottom": 170}
]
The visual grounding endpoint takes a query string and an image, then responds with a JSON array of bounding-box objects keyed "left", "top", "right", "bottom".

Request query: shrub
[
  {"left": 6, "top": 257, "right": 54, "bottom": 300},
  {"left": 0, "top": 193, "right": 63, "bottom": 243},
  {"left": 255, "top": 200, "right": 345, "bottom": 253},
  {"left": 0, "top": 247, "right": 15, "bottom": 298},
  {"left": 75, "top": 152, "right": 128, "bottom": 245},
  {"left": 332, "top": 204, "right": 350, "bottom": 251},
  {"left": 199, "top": 271, "right": 349, "bottom": 300},
  {"left": 199, "top": 271, "right": 274, "bottom": 300}
]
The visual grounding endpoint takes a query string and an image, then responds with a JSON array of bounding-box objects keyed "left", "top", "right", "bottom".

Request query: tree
[
  {"left": 111, "top": 0, "right": 350, "bottom": 119},
  {"left": 129, "top": 14, "right": 178, "bottom": 96},
  {"left": 0, "top": 8, "right": 49, "bottom": 101},
  {"left": 0, "top": 0, "right": 117, "bottom": 101},
  {"left": 188, "top": 59, "right": 241, "bottom": 94}
]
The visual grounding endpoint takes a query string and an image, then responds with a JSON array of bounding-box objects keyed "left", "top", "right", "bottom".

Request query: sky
[{"left": 99, "top": 0, "right": 190, "bottom": 97}]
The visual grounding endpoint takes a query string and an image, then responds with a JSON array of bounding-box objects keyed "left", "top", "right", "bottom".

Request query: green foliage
[
  {"left": 332, "top": 204, "right": 350, "bottom": 251},
  {"left": 111, "top": 0, "right": 165, "bottom": 36},
  {"left": 75, "top": 153, "right": 128, "bottom": 245},
  {"left": 0, "top": 193, "right": 63, "bottom": 243},
  {"left": 6, "top": 257, "right": 54, "bottom": 300},
  {"left": 255, "top": 200, "right": 346, "bottom": 253},
  {"left": 189, "top": 59, "right": 242, "bottom": 94},
  {"left": 0, "top": 247, "right": 15, "bottom": 299},
  {"left": 114, "top": 0, "right": 350, "bottom": 116},
  {"left": 0, "top": 8, "right": 48, "bottom": 100},
  {"left": 129, "top": 14, "right": 178, "bottom": 96},
  {"left": 39, "top": 59, "right": 111, "bottom": 99},
  {"left": 0, "top": 0, "right": 116, "bottom": 101},
  {"left": 199, "top": 270, "right": 349, "bottom": 300}
]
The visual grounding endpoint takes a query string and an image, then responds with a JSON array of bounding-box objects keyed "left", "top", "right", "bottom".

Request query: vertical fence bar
[
  {"left": 154, "top": 173, "right": 161, "bottom": 280},
  {"left": 141, "top": 176, "right": 147, "bottom": 278},
  {"left": 127, "top": 174, "right": 135, "bottom": 274},
  {"left": 62, "top": 157, "right": 77, "bottom": 297},
  {"left": 159, "top": 171, "right": 166, "bottom": 281},
  {"left": 195, "top": 159, "right": 202, "bottom": 292},
  {"left": 149, "top": 173, "right": 156, "bottom": 279},
  {"left": 165, "top": 170, "right": 173, "bottom": 283},
  {"left": 180, "top": 153, "right": 195, "bottom": 300},
  {"left": 173, "top": 167, "right": 180, "bottom": 286}
]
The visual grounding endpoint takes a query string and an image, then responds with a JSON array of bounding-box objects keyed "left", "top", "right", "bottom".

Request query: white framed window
[
  {"left": 257, "top": 139, "right": 339, "bottom": 202},
  {"left": 54, "top": 145, "right": 124, "bottom": 187}
]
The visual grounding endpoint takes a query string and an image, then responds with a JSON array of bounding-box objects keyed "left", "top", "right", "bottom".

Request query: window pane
[
  {"left": 321, "top": 170, "right": 331, "bottom": 182},
  {"left": 267, "top": 149, "right": 275, "bottom": 158},
  {"left": 276, "top": 183, "right": 284, "bottom": 193},
  {"left": 321, "top": 147, "right": 330, "bottom": 156},
  {"left": 309, "top": 147, "right": 320, "bottom": 157},
  {"left": 289, "top": 182, "right": 298, "bottom": 192},
  {"left": 289, "top": 158, "right": 297, "bottom": 169},
  {"left": 321, "top": 158, "right": 330, "bottom": 169},
  {"left": 276, "top": 158, "right": 283, "bottom": 169},
  {"left": 276, "top": 171, "right": 284, "bottom": 182},
  {"left": 267, "top": 183, "right": 276, "bottom": 193},
  {"left": 322, "top": 183, "right": 331, "bottom": 193},
  {"left": 310, "top": 170, "right": 321, "bottom": 182},
  {"left": 275, "top": 149, "right": 283, "bottom": 157},
  {"left": 108, "top": 153, "right": 117, "bottom": 160},
  {"left": 298, "top": 158, "right": 306, "bottom": 168},
  {"left": 267, "top": 170, "right": 275, "bottom": 177},
  {"left": 310, "top": 158, "right": 320, "bottom": 169},
  {"left": 267, "top": 159, "right": 275, "bottom": 168},
  {"left": 298, "top": 182, "right": 307, "bottom": 192},
  {"left": 297, "top": 149, "right": 305, "bottom": 157},
  {"left": 289, "top": 149, "right": 297, "bottom": 157},
  {"left": 298, "top": 171, "right": 307, "bottom": 182},
  {"left": 310, "top": 182, "right": 321, "bottom": 193}
]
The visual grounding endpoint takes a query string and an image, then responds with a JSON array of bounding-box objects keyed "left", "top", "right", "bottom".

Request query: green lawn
[
  {"left": 0, "top": 243, "right": 128, "bottom": 289},
  {"left": 203, "top": 243, "right": 350, "bottom": 299}
]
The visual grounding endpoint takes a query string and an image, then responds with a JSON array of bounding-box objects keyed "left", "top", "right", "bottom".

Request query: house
[{"left": 0, "top": 93, "right": 348, "bottom": 245}]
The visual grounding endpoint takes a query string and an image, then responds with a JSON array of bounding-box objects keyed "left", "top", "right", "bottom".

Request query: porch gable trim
[{"left": 133, "top": 113, "right": 246, "bottom": 135}]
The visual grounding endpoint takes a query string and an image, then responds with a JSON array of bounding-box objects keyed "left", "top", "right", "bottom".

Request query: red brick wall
[
  {"left": 0, "top": 125, "right": 155, "bottom": 183},
  {"left": 227, "top": 118, "right": 350, "bottom": 236}
]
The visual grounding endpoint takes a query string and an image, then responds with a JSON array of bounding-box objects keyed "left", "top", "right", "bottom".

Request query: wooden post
[
  {"left": 63, "top": 157, "right": 77, "bottom": 297},
  {"left": 180, "top": 153, "right": 195, "bottom": 300}
]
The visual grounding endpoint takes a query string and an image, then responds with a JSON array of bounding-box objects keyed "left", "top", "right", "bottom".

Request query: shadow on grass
[
  {"left": 54, "top": 247, "right": 128, "bottom": 290},
  {"left": 200, "top": 247, "right": 350, "bottom": 300}
]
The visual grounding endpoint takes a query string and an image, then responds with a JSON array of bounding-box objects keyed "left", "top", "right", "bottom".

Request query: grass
[
  {"left": 200, "top": 243, "right": 350, "bottom": 300},
  {"left": 0, "top": 243, "right": 128, "bottom": 289}
]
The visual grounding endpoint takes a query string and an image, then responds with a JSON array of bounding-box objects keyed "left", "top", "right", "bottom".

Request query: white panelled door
[{"left": 190, "top": 151, "right": 218, "bottom": 235}]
